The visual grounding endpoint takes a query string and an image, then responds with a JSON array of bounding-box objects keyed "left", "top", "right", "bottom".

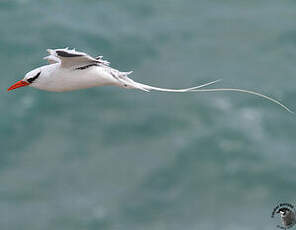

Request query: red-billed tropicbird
[{"left": 7, "top": 48, "right": 292, "bottom": 113}]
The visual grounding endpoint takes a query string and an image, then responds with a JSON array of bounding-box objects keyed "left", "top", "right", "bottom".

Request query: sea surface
[{"left": 1, "top": 0, "right": 296, "bottom": 229}]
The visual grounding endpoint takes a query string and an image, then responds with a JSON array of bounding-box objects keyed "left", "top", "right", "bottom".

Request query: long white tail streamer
[
  {"left": 120, "top": 74, "right": 293, "bottom": 113},
  {"left": 134, "top": 81, "right": 293, "bottom": 113},
  {"left": 189, "top": 88, "right": 293, "bottom": 113}
]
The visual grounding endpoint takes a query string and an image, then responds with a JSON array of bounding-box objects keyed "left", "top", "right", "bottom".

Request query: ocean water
[{"left": 1, "top": 0, "right": 296, "bottom": 229}]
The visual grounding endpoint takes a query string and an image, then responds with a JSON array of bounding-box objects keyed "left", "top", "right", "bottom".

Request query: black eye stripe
[{"left": 27, "top": 72, "right": 41, "bottom": 83}]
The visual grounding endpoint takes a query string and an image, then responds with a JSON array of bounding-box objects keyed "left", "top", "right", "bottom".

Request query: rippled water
[{"left": 1, "top": 0, "right": 296, "bottom": 229}]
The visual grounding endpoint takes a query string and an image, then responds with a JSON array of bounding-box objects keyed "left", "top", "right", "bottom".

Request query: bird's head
[{"left": 7, "top": 68, "right": 42, "bottom": 91}]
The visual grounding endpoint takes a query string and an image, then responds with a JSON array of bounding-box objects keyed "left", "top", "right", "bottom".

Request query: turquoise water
[{"left": 1, "top": 0, "right": 296, "bottom": 229}]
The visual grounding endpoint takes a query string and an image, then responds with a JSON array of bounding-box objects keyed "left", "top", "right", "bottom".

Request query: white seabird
[{"left": 7, "top": 48, "right": 293, "bottom": 113}]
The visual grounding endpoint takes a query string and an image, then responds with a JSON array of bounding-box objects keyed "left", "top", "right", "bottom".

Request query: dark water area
[{"left": 1, "top": 0, "right": 296, "bottom": 229}]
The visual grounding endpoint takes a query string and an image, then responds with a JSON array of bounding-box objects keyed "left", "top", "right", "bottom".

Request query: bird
[
  {"left": 7, "top": 48, "right": 293, "bottom": 113},
  {"left": 277, "top": 207, "right": 296, "bottom": 229}
]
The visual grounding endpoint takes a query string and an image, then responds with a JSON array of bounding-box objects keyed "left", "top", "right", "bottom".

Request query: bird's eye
[{"left": 27, "top": 72, "right": 41, "bottom": 83}]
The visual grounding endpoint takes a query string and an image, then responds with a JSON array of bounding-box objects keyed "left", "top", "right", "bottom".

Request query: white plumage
[{"left": 7, "top": 48, "right": 293, "bottom": 113}]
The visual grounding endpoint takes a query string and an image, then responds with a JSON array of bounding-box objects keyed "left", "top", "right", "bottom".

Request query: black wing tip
[{"left": 56, "top": 50, "right": 83, "bottom": 57}]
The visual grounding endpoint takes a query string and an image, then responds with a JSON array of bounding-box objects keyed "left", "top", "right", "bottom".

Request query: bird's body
[
  {"left": 7, "top": 48, "right": 293, "bottom": 113},
  {"left": 33, "top": 63, "right": 118, "bottom": 92},
  {"left": 9, "top": 48, "right": 221, "bottom": 93}
]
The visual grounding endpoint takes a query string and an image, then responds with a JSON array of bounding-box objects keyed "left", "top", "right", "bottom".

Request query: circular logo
[{"left": 271, "top": 203, "right": 296, "bottom": 229}]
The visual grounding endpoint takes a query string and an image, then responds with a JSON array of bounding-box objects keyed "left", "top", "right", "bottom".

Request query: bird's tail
[
  {"left": 189, "top": 88, "right": 293, "bottom": 113},
  {"left": 118, "top": 73, "right": 293, "bottom": 113},
  {"left": 134, "top": 79, "right": 222, "bottom": 92},
  {"left": 118, "top": 72, "right": 221, "bottom": 92}
]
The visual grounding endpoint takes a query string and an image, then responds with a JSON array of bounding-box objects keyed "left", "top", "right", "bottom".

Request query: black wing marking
[
  {"left": 75, "top": 63, "right": 99, "bottom": 70},
  {"left": 56, "top": 50, "right": 84, "bottom": 57},
  {"left": 46, "top": 48, "right": 111, "bottom": 67}
]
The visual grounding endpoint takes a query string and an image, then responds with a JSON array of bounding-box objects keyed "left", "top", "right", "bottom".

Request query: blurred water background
[{"left": 1, "top": 0, "right": 296, "bottom": 229}]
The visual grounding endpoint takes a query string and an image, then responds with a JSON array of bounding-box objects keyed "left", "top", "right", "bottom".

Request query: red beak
[{"left": 7, "top": 80, "right": 30, "bottom": 91}]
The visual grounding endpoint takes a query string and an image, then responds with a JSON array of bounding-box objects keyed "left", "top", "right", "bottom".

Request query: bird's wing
[
  {"left": 46, "top": 48, "right": 110, "bottom": 68},
  {"left": 43, "top": 55, "right": 60, "bottom": 64}
]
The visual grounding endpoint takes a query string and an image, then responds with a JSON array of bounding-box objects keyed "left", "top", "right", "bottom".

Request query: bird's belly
[{"left": 38, "top": 68, "right": 117, "bottom": 92}]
